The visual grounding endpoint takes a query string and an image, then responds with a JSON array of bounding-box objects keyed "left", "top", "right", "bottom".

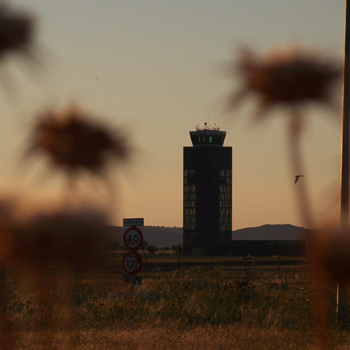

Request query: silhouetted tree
[
  {"left": 147, "top": 245, "right": 158, "bottom": 254},
  {"left": 172, "top": 244, "right": 183, "bottom": 255}
]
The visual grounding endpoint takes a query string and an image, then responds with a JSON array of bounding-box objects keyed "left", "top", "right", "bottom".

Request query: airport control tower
[{"left": 183, "top": 123, "right": 232, "bottom": 255}]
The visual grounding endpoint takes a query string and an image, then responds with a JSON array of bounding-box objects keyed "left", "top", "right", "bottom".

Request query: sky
[{"left": 0, "top": 0, "right": 346, "bottom": 229}]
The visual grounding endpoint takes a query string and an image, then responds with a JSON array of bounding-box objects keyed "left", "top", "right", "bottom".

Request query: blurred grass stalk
[{"left": 338, "top": 0, "right": 350, "bottom": 325}]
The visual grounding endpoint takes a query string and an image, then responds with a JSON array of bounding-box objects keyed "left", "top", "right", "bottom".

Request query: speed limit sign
[
  {"left": 123, "top": 226, "right": 143, "bottom": 250},
  {"left": 122, "top": 251, "right": 143, "bottom": 275}
]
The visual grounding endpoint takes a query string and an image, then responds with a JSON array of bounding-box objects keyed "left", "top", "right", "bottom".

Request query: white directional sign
[
  {"left": 123, "top": 218, "right": 144, "bottom": 226},
  {"left": 122, "top": 251, "right": 142, "bottom": 275},
  {"left": 123, "top": 226, "right": 143, "bottom": 251}
]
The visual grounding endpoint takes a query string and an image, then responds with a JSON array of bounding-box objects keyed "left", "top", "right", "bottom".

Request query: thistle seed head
[
  {"left": 0, "top": 5, "right": 34, "bottom": 58},
  {"left": 229, "top": 46, "right": 341, "bottom": 117},
  {"left": 25, "top": 107, "right": 129, "bottom": 176}
]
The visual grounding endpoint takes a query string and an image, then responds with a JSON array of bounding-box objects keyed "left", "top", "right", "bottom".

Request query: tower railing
[{"left": 195, "top": 123, "right": 220, "bottom": 131}]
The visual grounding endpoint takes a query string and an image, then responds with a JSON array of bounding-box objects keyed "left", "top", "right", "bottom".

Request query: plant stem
[{"left": 288, "top": 113, "right": 314, "bottom": 229}]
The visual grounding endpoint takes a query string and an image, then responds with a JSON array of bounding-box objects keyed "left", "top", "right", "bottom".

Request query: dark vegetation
[{"left": 1, "top": 261, "right": 347, "bottom": 349}]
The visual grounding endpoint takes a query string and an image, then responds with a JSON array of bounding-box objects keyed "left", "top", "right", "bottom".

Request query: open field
[
  {"left": 1, "top": 258, "right": 349, "bottom": 349},
  {"left": 108, "top": 251, "right": 309, "bottom": 280},
  {"left": 3, "top": 325, "right": 318, "bottom": 350},
  {"left": 9, "top": 326, "right": 350, "bottom": 349},
  {"left": 108, "top": 251, "right": 307, "bottom": 268}
]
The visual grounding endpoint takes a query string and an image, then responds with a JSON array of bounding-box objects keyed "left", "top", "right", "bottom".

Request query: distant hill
[
  {"left": 109, "top": 224, "right": 304, "bottom": 248},
  {"left": 232, "top": 224, "right": 304, "bottom": 240}
]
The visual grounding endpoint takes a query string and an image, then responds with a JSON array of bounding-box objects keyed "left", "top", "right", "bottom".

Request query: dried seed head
[
  {"left": 14, "top": 207, "right": 110, "bottom": 270},
  {"left": 0, "top": 5, "right": 34, "bottom": 57},
  {"left": 25, "top": 107, "right": 129, "bottom": 176},
  {"left": 228, "top": 46, "right": 341, "bottom": 117}
]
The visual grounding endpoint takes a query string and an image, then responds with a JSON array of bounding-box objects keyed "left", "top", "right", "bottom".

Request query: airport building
[{"left": 183, "top": 124, "right": 232, "bottom": 255}]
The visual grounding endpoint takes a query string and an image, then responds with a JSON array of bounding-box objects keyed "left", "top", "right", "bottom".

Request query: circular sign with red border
[
  {"left": 122, "top": 251, "right": 143, "bottom": 275},
  {"left": 123, "top": 226, "right": 143, "bottom": 250}
]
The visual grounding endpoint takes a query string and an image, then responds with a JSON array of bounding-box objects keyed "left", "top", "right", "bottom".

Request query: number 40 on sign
[{"left": 123, "top": 226, "right": 143, "bottom": 251}]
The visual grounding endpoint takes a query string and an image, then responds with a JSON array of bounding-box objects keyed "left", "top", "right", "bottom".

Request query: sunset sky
[{"left": 1, "top": 0, "right": 346, "bottom": 229}]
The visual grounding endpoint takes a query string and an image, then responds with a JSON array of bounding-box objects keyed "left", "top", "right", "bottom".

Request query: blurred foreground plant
[
  {"left": 228, "top": 45, "right": 342, "bottom": 350},
  {"left": 228, "top": 46, "right": 340, "bottom": 119},
  {"left": 25, "top": 107, "right": 129, "bottom": 178},
  {"left": 0, "top": 4, "right": 35, "bottom": 60},
  {"left": 0, "top": 3, "right": 130, "bottom": 349}
]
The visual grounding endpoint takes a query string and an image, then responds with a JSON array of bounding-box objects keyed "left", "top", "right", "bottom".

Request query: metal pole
[
  {"left": 278, "top": 254, "right": 281, "bottom": 279},
  {"left": 338, "top": 0, "right": 350, "bottom": 324},
  {"left": 244, "top": 255, "right": 246, "bottom": 277}
]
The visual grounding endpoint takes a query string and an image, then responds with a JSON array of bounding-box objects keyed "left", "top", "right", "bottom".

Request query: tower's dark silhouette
[{"left": 183, "top": 124, "right": 232, "bottom": 255}]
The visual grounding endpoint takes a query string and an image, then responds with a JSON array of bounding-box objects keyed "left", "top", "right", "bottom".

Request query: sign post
[{"left": 122, "top": 224, "right": 143, "bottom": 285}]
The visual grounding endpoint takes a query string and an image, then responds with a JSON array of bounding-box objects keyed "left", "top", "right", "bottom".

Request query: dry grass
[
  {"left": 0, "top": 265, "right": 346, "bottom": 349},
  {"left": 14, "top": 324, "right": 315, "bottom": 350}
]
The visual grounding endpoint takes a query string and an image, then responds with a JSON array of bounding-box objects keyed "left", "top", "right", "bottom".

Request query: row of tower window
[
  {"left": 184, "top": 202, "right": 231, "bottom": 210},
  {"left": 184, "top": 184, "right": 231, "bottom": 193},
  {"left": 192, "top": 135, "right": 222, "bottom": 144},
  {"left": 184, "top": 170, "right": 231, "bottom": 179},
  {"left": 184, "top": 215, "right": 231, "bottom": 226},
  {"left": 220, "top": 170, "right": 231, "bottom": 177},
  {"left": 219, "top": 184, "right": 231, "bottom": 192},
  {"left": 184, "top": 170, "right": 231, "bottom": 176},
  {"left": 184, "top": 199, "right": 231, "bottom": 206}
]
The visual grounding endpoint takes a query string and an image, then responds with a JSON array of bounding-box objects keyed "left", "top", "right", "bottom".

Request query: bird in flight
[{"left": 294, "top": 175, "right": 304, "bottom": 184}]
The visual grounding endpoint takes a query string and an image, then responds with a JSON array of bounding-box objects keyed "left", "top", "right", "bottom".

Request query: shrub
[{"left": 147, "top": 245, "right": 158, "bottom": 254}]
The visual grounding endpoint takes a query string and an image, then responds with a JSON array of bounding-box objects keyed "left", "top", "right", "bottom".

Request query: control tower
[{"left": 183, "top": 123, "right": 232, "bottom": 255}]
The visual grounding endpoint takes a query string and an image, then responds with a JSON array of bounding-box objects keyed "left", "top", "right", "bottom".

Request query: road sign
[
  {"left": 123, "top": 226, "right": 143, "bottom": 251},
  {"left": 122, "top": 273, "right": 142, "bottom": 285},
  {"left": 123, "top": 218, "right": 144, "bottom": 226},
  {"left": 122, "top": 251, "right": 143, "bottom": 275}
]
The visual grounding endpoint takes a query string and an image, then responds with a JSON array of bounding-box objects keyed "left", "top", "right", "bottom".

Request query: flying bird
[{"left": 294, "top": 175, "right": 304, "bottom": 184}]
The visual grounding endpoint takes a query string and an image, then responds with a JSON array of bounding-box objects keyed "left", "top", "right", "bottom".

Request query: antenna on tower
[{"left": 208, "top": 108, "right": 210, "bottom": 126}]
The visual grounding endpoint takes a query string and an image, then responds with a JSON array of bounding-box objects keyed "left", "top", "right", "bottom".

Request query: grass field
[{"left": 0, "top": 257, "right": 348, "bottom": 350}]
